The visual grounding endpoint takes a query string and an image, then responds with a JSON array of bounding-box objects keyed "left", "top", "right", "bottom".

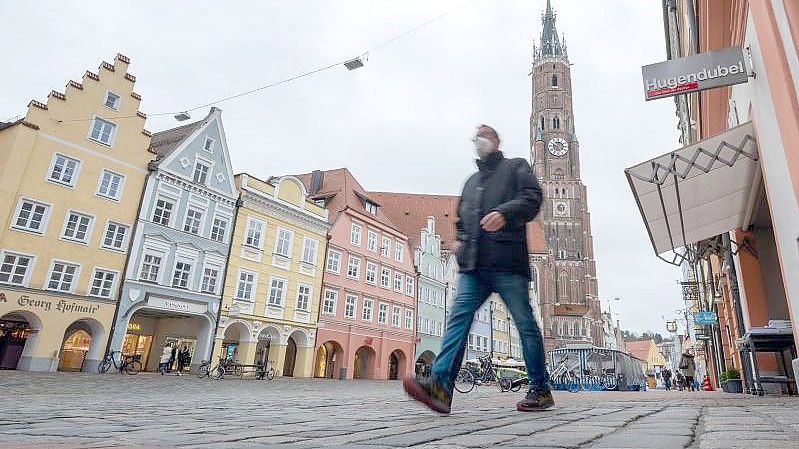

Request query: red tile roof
[{"left": 625, "top": 340, "right": 654, "bottom": 360}]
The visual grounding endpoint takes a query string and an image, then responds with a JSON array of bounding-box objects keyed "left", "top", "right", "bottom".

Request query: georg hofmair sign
[{"left": 642, "top": 47, "right": 749, "bottom": 101}]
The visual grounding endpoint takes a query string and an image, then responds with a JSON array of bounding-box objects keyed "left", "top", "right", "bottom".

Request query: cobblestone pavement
[{"left": 1, "top": 371, "right": 797, "bottom": 449}]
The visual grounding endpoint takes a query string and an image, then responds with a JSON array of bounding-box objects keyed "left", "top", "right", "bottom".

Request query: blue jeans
[{"left": 431, "top": 271, "right": 549, "bottom": 392}]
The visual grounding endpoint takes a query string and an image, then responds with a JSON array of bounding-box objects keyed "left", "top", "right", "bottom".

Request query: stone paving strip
[{"left": 0, "top": 372, "right": 797, "bottom": 449}]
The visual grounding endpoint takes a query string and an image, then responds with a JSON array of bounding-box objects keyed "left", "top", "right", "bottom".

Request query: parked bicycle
[
  {"left": 454, "top": 354, "right": 502, "bottom": 393},
  {"left": 98, "top": 351, "right": 142, "bottom": 375},
  {"left": 197, "top": 359, "right": 212, "bottom": 378},
  {"left": 255, "top": 360, "right": 276, "bottom": 380},
  {"left": 509, "top": 355, "right": 581, "bottom": 392}
]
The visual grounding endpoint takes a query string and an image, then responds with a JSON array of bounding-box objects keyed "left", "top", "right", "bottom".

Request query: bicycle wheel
[
  {"left": 266, "top": 368, "right": 275, "bottom": 380},
  {"left": 603, "top": 374, "right": 617, "bottom": 391},
  {"left": 454, "top": 368, "right": 475, "bottom": 393},
  {"left": 210, "top": 365, "right": 225, "bottom": 380},
  {"left": 566, "top": 375, "right": 581, "bottom": 393},
  {"left": 197, "top": 364, "right": 209, "bottom": 378},
  {"left": 98, "top": 358, "right": 112, "bottom": 374},
  {"left": 498, "top": 377, "right": 512, "bottom": 392},
  {"left": 125, "top": 361, "right": 142, "bottom": 375}
]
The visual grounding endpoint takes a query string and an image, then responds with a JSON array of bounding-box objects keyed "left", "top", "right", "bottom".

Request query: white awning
[{"left": 625, "top": 121, "right": 760, "bottom": 259}]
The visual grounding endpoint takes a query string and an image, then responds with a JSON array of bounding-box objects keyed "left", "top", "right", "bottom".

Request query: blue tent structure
[{"left": 547, "top": 345, "right": 648, "bottom": 391}]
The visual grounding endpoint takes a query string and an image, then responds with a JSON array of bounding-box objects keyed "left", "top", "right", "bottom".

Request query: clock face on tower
[{"left": 547, "top": 138, "right": 569, "bottom": 157}]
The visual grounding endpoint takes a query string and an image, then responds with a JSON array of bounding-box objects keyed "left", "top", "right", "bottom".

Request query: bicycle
[
  {"left": 454, "top": 354, "right": 502, "bottom": 393},
  {"left": 197, "top": 360, "right": 211, "bottom": 378},
  {"left": 255, "top": 360, "right": 276, "bottom": 380},
  {"left": 209, "top": 357, "right": 235, "bottom": 380},
  {"left": 98, "top": 351, "right": 142, "bottom": 375},
  {"left": 549, "top": 356, "right": 580, "bottom": 392}
]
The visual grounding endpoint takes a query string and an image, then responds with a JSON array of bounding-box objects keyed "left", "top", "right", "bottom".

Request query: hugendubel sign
[{"left": 642, "top": 47, "right": 749, "bottom": 101}]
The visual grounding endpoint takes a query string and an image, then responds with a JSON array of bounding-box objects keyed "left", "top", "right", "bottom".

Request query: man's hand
[{"left": 480, "top": 211, "right": 506, "bottom": 232}]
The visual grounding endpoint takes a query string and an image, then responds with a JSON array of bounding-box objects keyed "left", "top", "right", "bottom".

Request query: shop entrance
[
  {"left": 314, "top": 340, "right": 343, "bottom": 378},
  {"left": 0, "top": 311, "right": 41, "bottom": 370},
  {"left": 123, "top": 308, "right": 213, "bottom": 373},
  {"left": 389, "top": 349, "right": 407, "bottom": 380},
  {"left": 58, "top": 318, "right": 106, "bottom": 372},
  {"left": 283, "top": 336, "right": 297, "bottom": 377},
  {"left": 353, "top": 345, "right": 376, "bottom": 380}
]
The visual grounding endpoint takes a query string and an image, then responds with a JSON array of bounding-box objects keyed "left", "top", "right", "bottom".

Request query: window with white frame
[
  {"left": 152, "top": 197, "right": 174, "bottom": 226},
  {"left": 203, "top": 137, "right": 215, "bottom": 153},
  {"left": 268, "top": 277, "right": 287, "bottom": 307},
  {"left": 62, "top": 211, "right": 93, "bottom": 243},
  {"left": 344, "top": 294, "right": 357, "bottom": 319},
  {"left": 235, "top": 270, "right": 256, "bottom": 300},
  {"left": 362, "top": 298, "right": 373, "bottom": 321},
  {"left": 301, "top": 237, "right": 317, "bottom": 265},
  {"left": 365, "top": 261, "right": 377, "bottom": 284},
  {"left": 210, "top": 217, "right": 228, "bottom": 243},
  {"left": 89, "top": 117, "right": 116, "bottom": 146},
  {"left": 364, "top": 201, "right": 378, "bottom": 215},
  {"left": 380, "top": 267, "right": 390, "bottom": 288},
  {"left": 381, "top": 237, "right": 391, "bottom": 257},
  {"left": 89, "top": 269, "right": 116, "bottom": 298},
  {"left": 47, "top": 261, "right": 79, "bottom": 292},
  {"left": 0, "top": 252, "right": 33, "bottom": 286},
  {"left": 394, "top": 272, "right": 403, "bottom": 292},
  {"left": 183, "top": 208, "right": 202, "bottom": 235},
  {"left": 104, "top": 91, "right": 120, "bottom": 110},
  {"left": 97, "top": 170, "right": 124, "bottom": 200},
  {"left": 171, "top": 261, "right": 192, "bottom": 289},
  {"left": 244, "top": 218, "right": 265, "bottom": 248},
  {"left": 192, "top": 161, "right": 210, "bottom": 185},
  {"left": 296, "top": 283, "right": 311, "bottom": 311},
  {"left": 405, "top": 310, "right": 413, "bottom": 329},
  {"left": 392, "top": 306, "right": 401, "bottom": 327},
  {"left": 200, "top": 266, "right": 220, "bottom": 294},
  {"left": 48, "top": 154, "right": 80, "bottom": 186},
  {"left": 346, "top": 256, "right": 361, "bottom": 279},
  {"left": 139, "top": 253, "right": 162, "bottom": 283},
  {"left": 275, "top": 228, "right": 293, "bottom": 257},
  {"left": 322, "top": 290, "right": 337, "bottom": 315},
  {"left": 13, "top": 199, "right": 49, "bottom": 233},
  {"left": 406, "top": 276, "right": 414, "bottom": 296},
  {"left": 367, "top": 230, "right": 377, "bottom": 252},
  {"left": 350, "top": 223, "right": 362, "bottom": 246},
  {"left": 326, "top": 250, "right": 341, "bottom": 274},
  {"left": 102, "top": 221, "right": 129, "bottom": 251},
  {"left": 395, "top": 242, "right": 404, "bottom": 262},
  {"left": 378, "top": 303, "right": 388, "bottom": 324}
]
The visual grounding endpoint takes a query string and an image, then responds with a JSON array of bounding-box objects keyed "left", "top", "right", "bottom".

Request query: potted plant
[{"left": 723, "top": 368, "right": 742, "bottom": 393}]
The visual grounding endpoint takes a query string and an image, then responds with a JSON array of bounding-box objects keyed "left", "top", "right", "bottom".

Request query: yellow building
[
  {"left": 0, "top": 54, "right": 151, "bottom": 372},
  {"left": 214, "top": 174, "right": 328, "bottom": 377},
  {"left": 490, "top": 294, "right": 512, "bottom": 358},
  {"left": 626, "top": 339, "right": 667, "bottom": 388}
]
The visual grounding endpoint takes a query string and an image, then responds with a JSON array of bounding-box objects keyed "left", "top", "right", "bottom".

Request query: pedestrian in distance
[
  {"left": 159, "top": 343, "right": 172, "bottom": 375},
  {"left": 168, "top": 344, "right": 177, "bottom": 373},
  {"left": 679, "top": 350, "right": 697, "bottom": 392},
  {"left": 176, "top": 345, "right": 190, "bottom": 376},
  {"left": 676, "top": 372, "right": 685, "bottom": 391},
  {"left": 662, "top": 368, "right": 672, "bottom": 391},
  {"left": 403, "top": 124, "right": 552, "bottom": 414}
]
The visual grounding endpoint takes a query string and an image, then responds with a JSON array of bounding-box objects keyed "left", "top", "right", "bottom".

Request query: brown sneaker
[
  {"left": 403, "top": 376, "right": 452, "bottom": 414},
  {"left": 516, "top": 387, "right": 555, "bottom": 412}
]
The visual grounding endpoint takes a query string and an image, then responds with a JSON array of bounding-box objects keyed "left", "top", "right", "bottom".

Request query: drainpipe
[{"left": 722, "top": 232, "right": 752, "bottom": 391}]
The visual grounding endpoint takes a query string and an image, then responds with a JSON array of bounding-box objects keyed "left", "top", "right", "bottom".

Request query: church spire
[{"left": 536, "top": 0, "right": 566, "bottom": 60}]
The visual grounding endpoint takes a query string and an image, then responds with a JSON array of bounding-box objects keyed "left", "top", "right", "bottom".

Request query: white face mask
[{"left": 474, "top": 136, "right": 496, "bottom": 158}]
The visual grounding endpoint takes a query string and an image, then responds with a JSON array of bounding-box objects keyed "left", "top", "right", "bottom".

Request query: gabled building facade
[
  {"left": 0, "top": 54, "right": 151, "bottom": 372},
  {"left": 215, "top": 174, "right": 328, "bottom": 378},
  {"left": 296, "top": 169, "right": 416, "bottom": 380},
  {"left": 108, "top": 108, "right": 238, "bottom": 373}
]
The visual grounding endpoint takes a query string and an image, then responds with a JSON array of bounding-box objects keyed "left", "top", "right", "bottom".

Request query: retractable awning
[{"left": 625, "top": 121, "right": 760, "bottom": 262}]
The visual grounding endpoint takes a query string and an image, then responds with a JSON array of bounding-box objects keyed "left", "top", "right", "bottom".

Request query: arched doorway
[
  {"left": 283, "top": 336, "right": 297, "bottom": 377},
  {"left": 0, "top": 311, "right": 42, "bottom": 370},
  {"left": 222, "top": 321, "right": 250, "bottom": 363},
  {"left": 123, "top": 308, "right": 214, "bottom": 372},
  {"left": 58, "top": 318, "right": 105, "bottom": 372},
  {"left": 314, "top": 340, "right": 343, "bottom": 378},
  {"left": 415, "top": 350, "right": 436, "bottom": 377},
  {"left": 389, "top": 349, "right": 407, "bottom": 380},
  {"left": 353, "top": 345, "right": 376, "bottom": 380},
  {"left": 255, "top": 326, "right": 280, "bottom": 367}
]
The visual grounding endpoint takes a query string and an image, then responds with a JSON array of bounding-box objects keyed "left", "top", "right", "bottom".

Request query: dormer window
[
  {"left": 104, "top": 92, "right": 120, "bottom": 110},
  {"left": 313, "top": 199, "right": 326, "bottom": 208},
  {"left": 365, "top": 201, "right": 378, "bottom": 215},
  {"left": 203, "top": 137, "right": 215, "bottom": 154}
]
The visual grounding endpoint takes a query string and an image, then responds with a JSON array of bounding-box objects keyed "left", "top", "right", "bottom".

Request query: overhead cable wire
[{"left": 52, "top": 0, "right": 478, "bottom": 124}]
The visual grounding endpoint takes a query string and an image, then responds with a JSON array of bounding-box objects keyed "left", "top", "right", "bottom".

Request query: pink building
[{"left": 295, "top": 169, "right": 416, "bottom": 380}]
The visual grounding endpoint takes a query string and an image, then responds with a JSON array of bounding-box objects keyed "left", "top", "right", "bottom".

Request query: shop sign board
[
  {"left": 1, "top": 290, "right": 101, "bottom": 315},
  {"left": 642, "top": 47, "right": 748, "bottom": 100},
  {"left": 694, "top": 311, "right": 718, "bottom": 325},
  {"left": 148, "top": 296, "right": 206, "bottom": 315}
]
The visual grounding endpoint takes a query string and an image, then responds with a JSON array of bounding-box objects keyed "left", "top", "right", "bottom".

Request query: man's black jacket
[{"left": 455, "top": 151, "right": 542, "bottom": 278}]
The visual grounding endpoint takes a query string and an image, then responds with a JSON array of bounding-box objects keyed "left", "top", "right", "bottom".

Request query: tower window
[
  {"left": 553, "top": 116, "right": 560, "bottom": 129},
  {"left": 540, "top": 115, "right": 545, "bottom": 131},
  {"left": 552, "top": 74, "right": 558, "bottom": 87}
]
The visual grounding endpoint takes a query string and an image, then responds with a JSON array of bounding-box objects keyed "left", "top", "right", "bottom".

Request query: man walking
[{"left": 404, "top": 124, "right": 552, "bottom": 414}]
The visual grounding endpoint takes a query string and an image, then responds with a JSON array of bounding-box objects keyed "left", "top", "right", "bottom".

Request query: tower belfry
[{"left": 529, "top": 0, "right": 603, "bottom": 349}]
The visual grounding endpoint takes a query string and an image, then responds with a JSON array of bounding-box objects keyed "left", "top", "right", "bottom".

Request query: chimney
[{"left": 309, "top": 170, "right": 324, "bottom": 196}]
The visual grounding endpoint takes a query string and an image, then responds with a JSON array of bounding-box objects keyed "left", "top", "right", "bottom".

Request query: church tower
[{"left": 530, "top": 0, "right": 602, "bottom": 349}]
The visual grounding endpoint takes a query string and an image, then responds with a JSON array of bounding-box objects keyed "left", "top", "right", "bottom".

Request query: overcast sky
[{"left": 2, "top": 1, "right": 687, "bottom": 335}]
